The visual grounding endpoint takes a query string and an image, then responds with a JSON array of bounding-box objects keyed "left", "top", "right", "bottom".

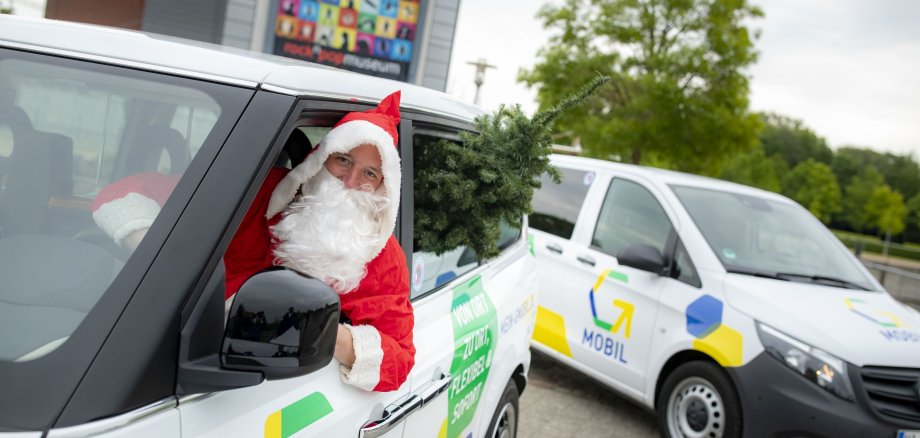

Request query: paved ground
[{"left": 518, "top": 350, "right": 659, "bottom": 437}]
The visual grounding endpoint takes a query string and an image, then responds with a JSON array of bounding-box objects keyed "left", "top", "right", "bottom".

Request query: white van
[
  {"left": 0, "top": 15, "right": 536, "bottom": 438},
  {"left": 529, "top": 154, "right": 920, "bottom": 437}
]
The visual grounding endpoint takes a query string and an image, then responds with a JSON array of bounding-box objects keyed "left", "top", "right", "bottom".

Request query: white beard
[{"left": 271, "top": 169, "right": 390, "bottom": 294}]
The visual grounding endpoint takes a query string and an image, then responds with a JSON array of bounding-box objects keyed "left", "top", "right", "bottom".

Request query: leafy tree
[
  {"left": 908, "top": 193, "right": 920, "bottom": 230},
  {"left": 759, "top": 112, "right": 832, "bottom": 168},
  {"left": 865, "top": 185, "right": 907, "bottom": 255},
  {"left": 781, "top": 159, "right": 841, "bottom": 224},
  {"left": 832, "top": 147, "right": 920, "bottom": 199},
  {"left": 866, "top": 185, "right": 907, "bottom": 236},
  {"left": 840, "top": 166, "right": 884, "bottom": 232},
  {"left": 518, "top": 0, "right": 763, "bottom": 175},
  {"left": 719, "top": 144, "right": 781, "bottom": 192}
]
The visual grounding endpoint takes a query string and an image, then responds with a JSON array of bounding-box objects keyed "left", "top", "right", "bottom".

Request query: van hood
[{"left": 724, "top": 274, "right": 920, "bottom": 367}]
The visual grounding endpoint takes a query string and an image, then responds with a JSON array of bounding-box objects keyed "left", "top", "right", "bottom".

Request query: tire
[
  {"left": 656, "top": 361, "right": 742, "bottom": 438},
  {"left": 486, "top": 379, "right": 519, "bottom": 438}
]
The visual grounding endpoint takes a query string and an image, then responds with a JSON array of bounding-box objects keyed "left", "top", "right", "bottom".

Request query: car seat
[{"left": 0, "top": 104, "right": 74, "bottom": 237}]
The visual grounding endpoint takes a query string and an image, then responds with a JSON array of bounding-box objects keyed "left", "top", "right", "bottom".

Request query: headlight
[{"left": 756, "top": 322, "right": 855, "bottom": 401}]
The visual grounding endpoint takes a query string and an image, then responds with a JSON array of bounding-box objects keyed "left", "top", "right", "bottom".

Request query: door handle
[
  {"left": 577, "top": 254, "right": 596, "bottom": 266},
  {"left": 546, "top": 243, "right": 563, "bottom": 254},
  {"left": 360, "top": 373, "right": 451, "bottom": 438},
  {"left": 417, "top": 372, "right": 451, "bottom": 406}
]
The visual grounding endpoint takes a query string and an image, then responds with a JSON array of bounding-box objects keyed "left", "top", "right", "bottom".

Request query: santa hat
[{"left": 266, "top": 91, "right": 402, "bottom": 244}]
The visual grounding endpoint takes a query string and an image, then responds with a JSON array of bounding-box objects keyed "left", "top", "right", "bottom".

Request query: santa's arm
[
  {"left": 338, "top": 239, "right": 415, "bottom": 392},
  {"left": 91, "top": 172, "right": 181, "bottom": 247}
]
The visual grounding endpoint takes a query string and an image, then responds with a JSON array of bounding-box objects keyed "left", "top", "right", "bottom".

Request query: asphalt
[{"left": 518, "top": 350, "right": 659, "bottom": 437}]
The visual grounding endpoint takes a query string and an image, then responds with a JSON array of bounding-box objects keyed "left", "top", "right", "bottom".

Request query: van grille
[{"left": 859, "top": 366, "right": 920, "bottom": 424}]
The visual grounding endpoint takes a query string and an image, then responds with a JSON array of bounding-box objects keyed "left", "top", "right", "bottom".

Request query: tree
[
  {"left": 832, "top": 147, "right": 920, "bottom": 199},
  {"left": 781, "top": 159, "right": 841, "bottom": 224},
  {"left": 519, "top": 0, "right": 763, "bottom": 175},
  {"left": 865, "top": 185, "right": 907, "bottom": 256},
  {"left": 759, "top": 112, "right": 832, "bottom": 168},
  {"left": 719, "top": 143, "right": 781, "bottom": 192},
  {"left": 840, "top": 166, "right": 884, "bottom": 232}
]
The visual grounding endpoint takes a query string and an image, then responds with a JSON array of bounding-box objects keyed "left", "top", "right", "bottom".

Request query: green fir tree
[{"left": 414, "top": 75, "right": 609, "bottom": 258}]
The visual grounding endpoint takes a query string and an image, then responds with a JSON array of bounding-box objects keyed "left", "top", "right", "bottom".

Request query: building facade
[{"left": 44, "top": 0, "right": 458, "bottom": 91}]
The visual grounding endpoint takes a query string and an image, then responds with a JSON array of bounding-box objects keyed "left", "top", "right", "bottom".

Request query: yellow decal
[
  {"left": 533, "top": 305, "right": 573, "bottom": 357},
  {"left": 611, "top": 299, "right": 634, "bottom": 339},
  {"left": 265, "top": 411, "right": 282, "bottom": 438},
  {"left": 693, "top": 325, "right": 743, "bottom": 367}
]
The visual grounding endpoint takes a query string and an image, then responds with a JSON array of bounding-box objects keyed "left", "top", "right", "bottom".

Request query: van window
[
  {"left": 672, "top": 239, "right": 701, "bottom": 287},
  {"left": 410, "top": 133, "right": 481, "bottom": 299},
  {"left": 592, "top": 178, "right": 673, "bottom": 258},
  {"left": 530, "top": 167, "right": 592, "bottom": 239},
  {"left": 0, "top": 52, "right": 244, "bottom": 363}
]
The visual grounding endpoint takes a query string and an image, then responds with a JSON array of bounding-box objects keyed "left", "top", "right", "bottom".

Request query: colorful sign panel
[{"left": 273, "top": 0, "right": 420, "bottom": 81}]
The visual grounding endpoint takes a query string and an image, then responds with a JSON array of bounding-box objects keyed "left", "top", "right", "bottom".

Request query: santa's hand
[{"left": 334, "top": 324, "right": 356, "bottom": 367}]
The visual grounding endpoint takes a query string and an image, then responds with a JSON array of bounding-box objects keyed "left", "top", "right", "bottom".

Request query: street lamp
[{"left": 466, "top": 57, "right": 495, "bottom": 106}]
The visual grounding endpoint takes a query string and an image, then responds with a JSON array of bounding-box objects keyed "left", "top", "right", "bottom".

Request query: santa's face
[
  {"left": 323, "top": 143, "right": 383, "bottom": 192},
  {"left": 271, "top": 164, "right": 390, "bottom": 294}
]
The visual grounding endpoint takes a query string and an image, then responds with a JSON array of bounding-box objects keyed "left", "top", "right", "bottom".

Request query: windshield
[
  {"left": 671, "top": 185, "right": 875, "bottom": 290},
  {"left": 0, "top": 52, "right": 232, "bottom": 364}
]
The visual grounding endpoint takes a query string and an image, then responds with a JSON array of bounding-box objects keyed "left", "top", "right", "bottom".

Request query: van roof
[
  {"left": 0, "top": 15, "right": 484, "bottom": 122},
  {"left": 551, "top": 153, "right": 791, "bottom": 202}
]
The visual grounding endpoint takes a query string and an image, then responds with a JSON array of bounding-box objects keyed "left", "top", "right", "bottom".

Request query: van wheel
[
  {"left": 487, "top": 380, "right": 519, "bottom": 438},
  {"left": 657, "top": 361, "right": 741, "bottom": 438}
]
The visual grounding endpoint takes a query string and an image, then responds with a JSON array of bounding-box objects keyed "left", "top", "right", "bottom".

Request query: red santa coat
[{"left": 92, "top": 168, "right": 415, "bottom": 392}]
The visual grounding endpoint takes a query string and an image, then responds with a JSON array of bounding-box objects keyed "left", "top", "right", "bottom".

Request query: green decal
[
  {"left": 448, "top": 275, "right": 497, "bottom": 438},
  {"left": 265, "top": 392, "right": 333, "bottom": 438},
  {"left": 527, "top": 234, "right": 535, "bottom": 255},
  {"left": 607, "top": 270, "right": 628, "bottom": 283}
]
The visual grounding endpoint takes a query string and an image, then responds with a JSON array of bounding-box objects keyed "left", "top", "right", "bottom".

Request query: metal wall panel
[{"left": 142, "top": 0, "right": 228, "bottom": 44}]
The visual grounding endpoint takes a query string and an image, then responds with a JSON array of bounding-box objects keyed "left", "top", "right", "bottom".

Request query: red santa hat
[{"left": 266, "top": 91, "right": 402, "bottom": 242}]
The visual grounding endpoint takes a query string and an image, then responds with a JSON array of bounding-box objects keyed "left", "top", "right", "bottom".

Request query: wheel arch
[{"left": 653, "top": 349, "right": 718, "bottom": 409}]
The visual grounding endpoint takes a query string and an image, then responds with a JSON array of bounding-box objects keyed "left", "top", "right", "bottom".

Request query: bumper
[{"left": 729, "top": 354, "right": 918, "bottom": 438}]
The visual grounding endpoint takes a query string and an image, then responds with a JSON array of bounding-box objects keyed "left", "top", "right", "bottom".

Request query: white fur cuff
[
  {"left": 339, "top": 324, "right": 383, "bottom": 391},
  {"left": 92, "top": 193, "right": 161, "bottom": 247}
]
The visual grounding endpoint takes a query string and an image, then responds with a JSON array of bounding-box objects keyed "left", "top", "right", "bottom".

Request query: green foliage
[
  {"left": 866, "top": 185, "right": 907, "bottom": 237},
  {"left": 909, "top": 193, "right": 920, "bottom": 229},
  {"left": 719, "top": 143, "right": 781, "bottom": 192},
  {"left": 832, "top": 147, "right": 920, "bottom": 199},
  {"left": 413, "top": 76, "right": 609, "bottom": 258},
  {"left": 840, "top": 167, "right": 884, "bottom": 232},
  {"left": 759, "top": 112, "right": 833, "bottom": 168},
  {"left": 518, "top": 0, "right": 763, "bottom": 175},
  {"left": 781, "top": 159, "right": 841, "bottom": 223}
]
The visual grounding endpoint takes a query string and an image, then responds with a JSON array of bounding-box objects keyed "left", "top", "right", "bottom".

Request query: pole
[{"left": 466, "top": 58, "right": 496, "bottom": 105}]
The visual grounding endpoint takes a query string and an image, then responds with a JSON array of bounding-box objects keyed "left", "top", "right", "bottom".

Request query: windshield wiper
[
  {"left": 774, "top": 272, "right": 870, "bottom": 291},
  {"left": 726, "top": 268, "right": 789, "bottom": 281},
  {"left": 726, "top": 268, "right": 870, "bottom": 291}
]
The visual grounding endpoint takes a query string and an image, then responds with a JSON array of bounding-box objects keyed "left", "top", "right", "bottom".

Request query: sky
[
  {"left": 445, "top": 0, "right": 920, "bottom": 158},
  {"left": 10, "top": 0, "right": 919, "bottom": 157}
]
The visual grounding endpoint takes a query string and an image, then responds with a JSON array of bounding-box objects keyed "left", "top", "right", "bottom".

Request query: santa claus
[{"left": 91, "top": 91, "right": 414, "bottom": 392}]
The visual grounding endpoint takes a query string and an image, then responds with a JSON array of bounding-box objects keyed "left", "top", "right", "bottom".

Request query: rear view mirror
[
  {"left": 222, "top": 267, "right": 339, "bottom": 380},
  {"left": 617, "top": 244, "right": 666, "bottom": 275}
]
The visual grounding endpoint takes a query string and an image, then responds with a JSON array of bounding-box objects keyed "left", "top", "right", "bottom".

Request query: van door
[
  {"left": 399, "top": 129, "right": 495, "bottom": 438},
  {"left": 534, "top": 170, "right": 676, "bottom": 398},
  {"left": 176, "top": 119, "right": 412, "bottom": 438}
]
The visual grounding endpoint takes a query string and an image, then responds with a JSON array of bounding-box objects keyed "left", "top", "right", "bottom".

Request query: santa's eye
[
  {"left": 332, "top": 154, "right": 352, "bottom": 166},
  {"left": 363, "top": 169, "right": 379, "bottom": 180}
]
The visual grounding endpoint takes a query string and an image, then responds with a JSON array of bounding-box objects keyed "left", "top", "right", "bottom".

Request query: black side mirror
[
  {"left": 617, "top": 244, "right": 666, "bottom": 274},
  {"left": 222, "top": 267, "right": 339, "bottom": 380}
]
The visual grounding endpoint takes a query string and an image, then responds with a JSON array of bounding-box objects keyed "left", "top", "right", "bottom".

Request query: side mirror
[
  {"left": 617, "top": 244, "right": 666, "bottom": 274},
  {"left": 222, "top": 267, "right": 339, "bottom": 380}
]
